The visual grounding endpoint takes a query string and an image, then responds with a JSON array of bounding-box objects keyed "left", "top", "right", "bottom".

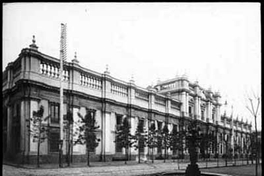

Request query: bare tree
[
  {"left": 245, "top": 91, "right": 260, "bottom": 176},
  {"left": 28, "top": 105, "right": 49, "bottom": 168},
  {"left": 74, "top": 108, "right": 100, "bottom": 166}
]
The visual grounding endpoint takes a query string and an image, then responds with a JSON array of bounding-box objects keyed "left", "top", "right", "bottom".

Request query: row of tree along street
[{"left": 28, "top": 106, "right": 260, "bottom": 168}]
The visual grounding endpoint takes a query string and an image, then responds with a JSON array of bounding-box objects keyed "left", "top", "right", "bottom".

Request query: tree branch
[
  {"left": 249, "top": 99, "right": 256, "bottom": 115},
  {"left": 255, "top": 98, "right": 260, "bottom": 116}
]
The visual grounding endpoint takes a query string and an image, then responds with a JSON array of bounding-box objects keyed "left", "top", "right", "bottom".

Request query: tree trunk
[
  {"left": 205, "top": 148, "right": 208, "bottom": 168},
  {"left": 164, "top": 148, "right": 166, "bottom": 163},
  {"left": 152, "top": 148, "right": 154, "bottom": 163},
  {"left": 37, "top": 140, "right": 40, "bottom": 168},
  {"left": 138, "top": 147, "right": 140, "bottom": 163},
  {"left": 87, "top": 149, "right": 90, "bottom": 166},
  {"left": 247, "top": 153, "right": 249, "bottom": 165},
  {"left": 125, "top": 147, "right": 128, "bottom": 164},
  {"left": 67, "top": 139, "right": 71, "bottom": 166}
]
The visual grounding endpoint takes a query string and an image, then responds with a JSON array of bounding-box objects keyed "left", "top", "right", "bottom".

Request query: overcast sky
[{"left": 3, "top": 3, "right": 261, "bottom": 129}]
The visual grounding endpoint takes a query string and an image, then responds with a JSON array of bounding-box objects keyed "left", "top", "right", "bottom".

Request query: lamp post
[{"left": 185, "top": 120, "right": 202, "bottom": 176}]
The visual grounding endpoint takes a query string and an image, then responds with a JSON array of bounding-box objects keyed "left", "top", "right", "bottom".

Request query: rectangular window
[
  {"left": 115, "top": 114, "right": 123, "bottom": 153},
  {"left": 49, "top": 132, "right": 60, "bottom": 152},
  {"left": 139, "top": 119, "right": 145, "bottom": 152},
  {"left": 50, "top": 103, "right": 60, "bottom": 123},
  {"left": 116, "top": 114, "right": 122, "bottom": 125},
  {"left": 116, "top": 114, "right": 122, "bottom": 131},
  {"left": 157, "top": 121, "right": 162, "bottom": 130},
  {"left": 157, "top": 121, "right": 163, "bottom": 153},
  {"left": 138, "top": 119, "right": 144, "bottom": 133},
  {"left": 172, "top": 124, "right": 178, "bottom": 155},
  {"left": 201, "top": 110, "right": 205, "bottom": 120},
  {"left": 173, "top": 124, "right": 178, "bottom": 132},
  {"left": 189, "top": 106, "right": 192, "bottom": 117}
]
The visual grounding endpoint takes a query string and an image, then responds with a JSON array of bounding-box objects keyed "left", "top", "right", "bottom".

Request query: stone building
[{"left": 2, "top": 37, "right": 252, "bottom": 164}]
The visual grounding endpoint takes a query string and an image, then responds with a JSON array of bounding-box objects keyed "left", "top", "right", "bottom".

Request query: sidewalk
[
  {"left": 3, "top": 159, "right": 260, "bottom": 176},
  {"left": 3, "top": 160, "right": 187, "bottom": 176},
  {"left": 3, "top": 158, "right": 189, "bottom": 169}
]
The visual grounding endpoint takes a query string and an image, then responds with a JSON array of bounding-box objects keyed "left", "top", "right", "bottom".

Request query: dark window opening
[
  {"left": 172, "top": 124, "right": 178, "bottom": 155},
  {"left": 115, "top": 114, "right": 123, "bottom": 153},
  {"left": 201, "top": 110, "right": 205, "bottom": 120},
  {"left": 49, "top": 132, "right": 60, "bottom": 152},
  {"left": 189, "top": 106, "right": 192, "bottom": 116},
  {"left": 139, "top": 119, "right": 145, "bottom": 152},
  {"left": 157, "top": 121, "right": 163, "bottom": 153},
  {"left": 50, "top": 103, "right": 60, "bottom": 124}
]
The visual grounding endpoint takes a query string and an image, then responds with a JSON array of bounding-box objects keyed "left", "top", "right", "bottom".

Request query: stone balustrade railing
[{"left": 2, "top": 47, "right": 251, "bottom": 134}]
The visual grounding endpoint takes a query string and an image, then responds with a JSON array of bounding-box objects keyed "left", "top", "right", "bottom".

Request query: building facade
[{"left": 2, "top": 38, "right": 252, "bottom": 164}]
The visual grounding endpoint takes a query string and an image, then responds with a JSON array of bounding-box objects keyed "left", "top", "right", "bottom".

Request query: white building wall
[
  {"left": 105, "top": 112, "right": 111, "bottom": 153},
  {"left": 29, "top": 100, "right": 38, "bottom": 153},
  {"left": 72, "top": 107, "right": 86, "bottom": 155},
  {"left": 130, "top": 116, "right": 137, "bottom": 155},
  {"left": 95, "top": 110, "right": 102, "bottom": 155},
  {"left": 109, "top": 112, "right": 116, "bottom": 154}
]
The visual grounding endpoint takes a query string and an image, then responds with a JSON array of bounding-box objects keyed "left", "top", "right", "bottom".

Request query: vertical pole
[
  {"left": 254, "top": 114, "right": 258, "bottom": 176},
  {"left": 59, "top": 36, "right": 63, "bottom": 168},
  {"left": 59, "top": 23, "right": 67, "bottom": 167}
]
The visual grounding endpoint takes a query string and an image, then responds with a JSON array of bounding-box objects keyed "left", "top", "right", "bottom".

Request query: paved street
[{"left": 3, "top": 159, "right": 261, "bottom": 176}]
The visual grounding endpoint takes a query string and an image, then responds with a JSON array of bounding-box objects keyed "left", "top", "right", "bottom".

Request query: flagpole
[{"left": 59, "top": 23, "right": 67, "bottom": 167}]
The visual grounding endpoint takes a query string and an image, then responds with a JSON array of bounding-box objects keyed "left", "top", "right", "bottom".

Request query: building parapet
[{"left": 3, "top": 46, "right": 183, "bottom": 117}]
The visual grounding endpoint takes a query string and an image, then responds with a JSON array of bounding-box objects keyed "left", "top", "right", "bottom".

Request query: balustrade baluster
[
  {"left": 49, "top": 65, "right": 52, "bottom": 76},
  {"left": 80, "top": 74, "right": 83, "bottom": 85},
  {"left": 44, "top": 64, "right": 47, "bottom": 75},
  {"left": 65, "top": 70, "right": 67, "bottom": 80},
  {"left": 64, "top": 70, "right": 66, "bottom": 80},
  {"left": 92, "top": 78, "right": 95, "bottom": 88},
  {"left": 96, "top": 79, "right": 98, "bottom": 89},
  {"left": 86, "top": 76, "right": 88, "bottom": 86},
  {"left": 97, "top": 79, "right": 100, "bottom": 89},
  {"left": 65, "top": 70, "right": 68, "bottom": 80},
  {"left": 56, "top": 67, "right": 59, "bottom": 78},
  {"left": 54, "top": 66, "right": 56, "bottom": 77},
  {"left": 51, "top": 65, "right": 54, "bottom": 77},
  {"left": 54, "top": 67, "right": 56, "bottom": 78},
  {"left": 40, "top": 62, "right": 43, "bottom": 73},
  {"left": 47, "top": 64, "right": 50, "bottom": 76},
  {"left": 42, "top": 63, "right": 45, "bottom": 74}
]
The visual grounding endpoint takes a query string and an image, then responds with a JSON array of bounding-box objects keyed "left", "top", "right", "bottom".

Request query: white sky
[{"left": 3, "top": 3, "right": 261, "bottom": 130}]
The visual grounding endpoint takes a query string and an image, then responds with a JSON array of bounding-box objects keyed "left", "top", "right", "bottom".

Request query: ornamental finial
[
  {"left": 32, "top": 35, "right": 36, "bottom": 44},
  {"left": 29, "top": 35, "right": 38, "bottom": 51},
  {"left": 72, "top": 52, "right": 79, "bottom": 64},
  {"left": 104, "top": 64, "right": 110, "bottom": 74},
  {"left": 130, "top": 74, "right": 135, "bottom": 84}
]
